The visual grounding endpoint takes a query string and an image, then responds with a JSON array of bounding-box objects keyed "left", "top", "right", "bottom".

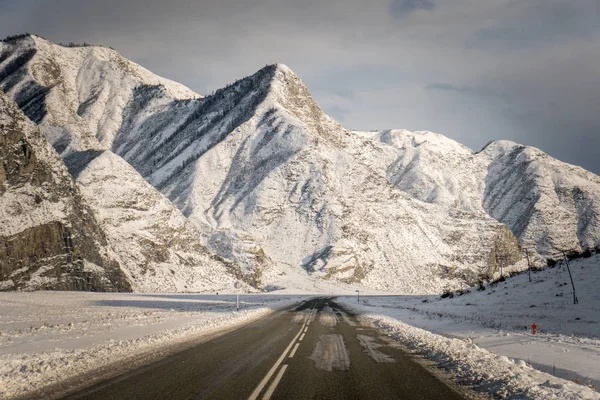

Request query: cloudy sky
[{"left": 1, "top": 0, "right": 599, "bottom": 173}]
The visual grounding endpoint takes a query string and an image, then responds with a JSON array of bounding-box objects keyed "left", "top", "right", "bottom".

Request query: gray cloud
[
  {"left": 474, "top": 0, "right": 600, "bottom": 48},
  {"left": 0, "top": 0, "right": 599, "bottom": 174},
  {"left": 389, "top": 0, "right": 435, "bottom": 17}
]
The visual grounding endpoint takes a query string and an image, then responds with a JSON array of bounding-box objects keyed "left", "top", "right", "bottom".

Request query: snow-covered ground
[
  {"left": 1, "top": 256, "right": 599, "bottom": 399},
  {"left": 0, "top": 292, "right": 306, "bottom": 399},
  {"left": 339, "top": 253, "right": 600, "bottom": 398}
]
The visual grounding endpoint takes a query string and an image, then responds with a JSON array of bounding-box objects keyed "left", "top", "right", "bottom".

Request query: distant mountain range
[{"left": 1, "top": 34, "right": 598, "bottom": 293}]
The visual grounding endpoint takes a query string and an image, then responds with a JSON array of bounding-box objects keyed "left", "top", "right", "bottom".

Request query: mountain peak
[
  {"left": 260, "top": 63, "right": 345, "bottom": 144},
  {"left": 271, "top": 63, "right": 303, "bottom": 84},
  {"left": 255, "top": 62, "right": 294, "bottom": 75},
  {"left": 477, "top": 140, "right": 521, "bottom": 158},
  {"left": 241, "top": 63, "right": 300, "bottom": 92},
  {"left": 272, "top": 62, "right": 296, "bottom": 77}
]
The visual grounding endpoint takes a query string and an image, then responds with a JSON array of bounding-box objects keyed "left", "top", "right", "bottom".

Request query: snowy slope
[
  {"left": 0, "top": 35, "right": 241, "bottom": 293},
  {"left": 72, "top": 150, "right": 242, "bottom": 293},
  {"left": 353, "top": 129, "right": 488, "bottom": 214},
  {"left": 0, "top": 35, "right": 198, "bottom": 156},
  {"left": 0, "top": 91, "right": 129, "bottom": 291}
]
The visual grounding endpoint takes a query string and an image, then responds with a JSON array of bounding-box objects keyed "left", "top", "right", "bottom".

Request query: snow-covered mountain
[
  {"left": 480, "top": 140, "right": 600, "bottom": 256},
  {"left": 1, "top": 34, "right": 599, "bottom": 293},
  {"left": 359, "top": 130, "right": 600, "bottom": 258},
  {"left": 0, "top": 91, "right": 129, "bottom": 291},
  {"left": 79, "top": 59, "right": 523, "bottom": 293},
  {"left": 0, "top": 35, "right": 244, "bottom": 293}
]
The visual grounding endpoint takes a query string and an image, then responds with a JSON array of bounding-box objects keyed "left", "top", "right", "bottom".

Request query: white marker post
[{"left": 355, "top": 289, "right": 360, "bottom": 304}]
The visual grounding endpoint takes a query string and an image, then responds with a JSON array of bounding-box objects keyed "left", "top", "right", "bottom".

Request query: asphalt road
[{"left": 62, "top": 298, "right": 468, "bottom": 400}]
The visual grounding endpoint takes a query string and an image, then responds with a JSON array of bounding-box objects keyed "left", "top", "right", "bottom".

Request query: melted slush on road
[{"left": 60, "top": 298, "right": 470, "bottom": 400}]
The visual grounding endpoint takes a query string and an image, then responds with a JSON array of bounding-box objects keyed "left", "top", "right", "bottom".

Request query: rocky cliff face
[{"left": 0, "top": 91, "right": 130, "bottom": 291}]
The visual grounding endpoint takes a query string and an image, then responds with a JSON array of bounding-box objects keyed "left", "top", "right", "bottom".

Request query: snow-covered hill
[
  {"left": 353, "top": 129, "right": 488, "bottom": 214},
  {"left": 71, "top": 150, "right": 242, "bottom": 293},
  {"left": 0, "top": 35, "right": 197, "bottom": 156},
  {"left": 1, "top": 34, "right": 599, "bottom": 293}
]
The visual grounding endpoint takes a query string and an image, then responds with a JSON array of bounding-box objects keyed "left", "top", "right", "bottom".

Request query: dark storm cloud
[{"left": 0, "top": 0, "right": 599, "bottom": 174}]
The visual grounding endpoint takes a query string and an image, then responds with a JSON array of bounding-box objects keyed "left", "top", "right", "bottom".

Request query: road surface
[{"left": 62, "top": 298, "right": 468, "bottom": 400}]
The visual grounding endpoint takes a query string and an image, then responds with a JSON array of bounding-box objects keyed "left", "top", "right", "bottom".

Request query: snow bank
[
  {"left": 0, "top": 292, "right": 305, "bottom": 399},
  {"left": 339, "top": 300, "right": 599, "bottom": 399}
]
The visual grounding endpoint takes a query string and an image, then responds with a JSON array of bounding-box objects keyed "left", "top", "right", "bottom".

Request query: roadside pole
[{"left": 561, "top": 251, "right": 579, "bottom": 305}]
